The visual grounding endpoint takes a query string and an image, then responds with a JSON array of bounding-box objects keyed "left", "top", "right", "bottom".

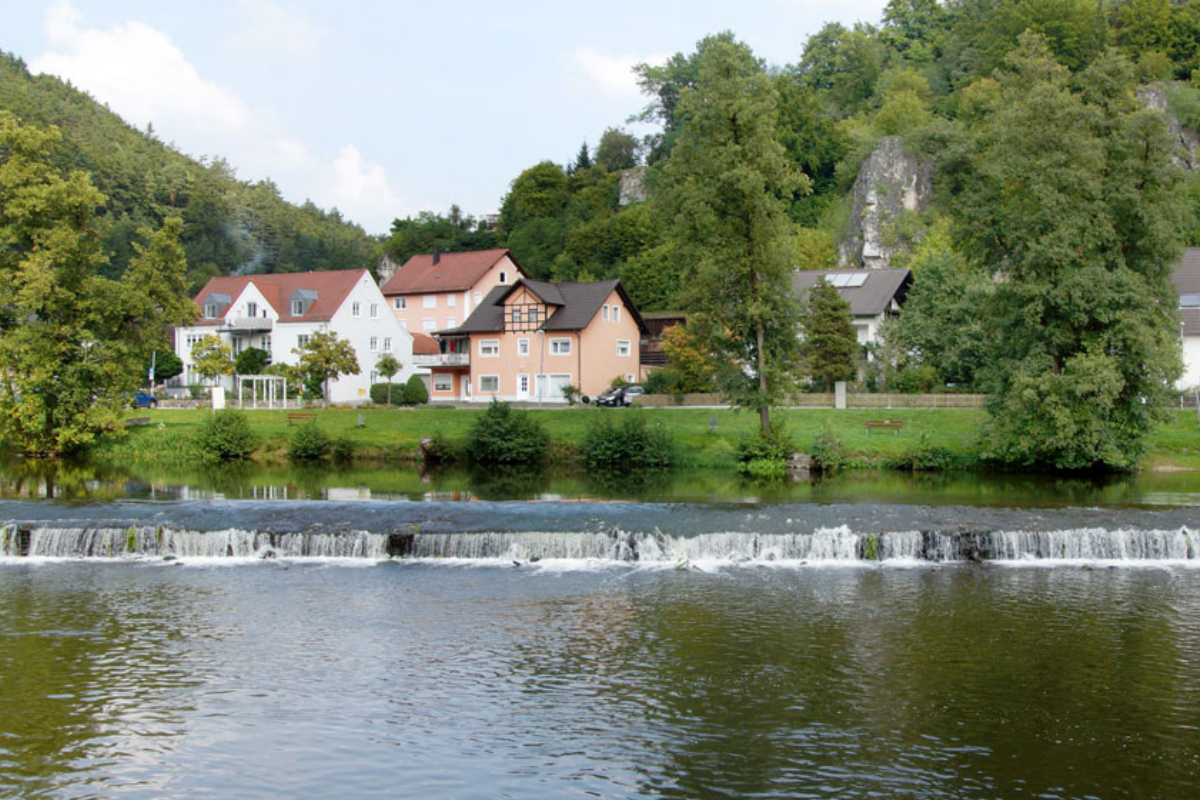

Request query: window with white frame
[
  {"left": 370, "top": 336, "right": 378, "bottom": 352},
  {"left": 480, "top": 339, "right": 499, "bottom": 357},
  {"left": 297, "top": 334, "right": 310, "bottom": 349},
  {"left": 370, "top": 303, "right": 379, "bottom": 318},
  {"left": 292, "top": 300, "right": 304, "bottom": 315},
  {"left": 499, "top": 271, "right": 508, "bottom": 284},
  {"left": 423, "top": 295, "right": 436, "bottom": 309},
  {"left": 550, "top": 337, "right": 571, "bottom": 355},
  {"left": 204, "top": 304, "right": 218, "bottom": 318},
  {"left": 446, "top": 294, "right": 456, "bottom": 307},
  {"left": 422, "top": 319, "right": 436, "bottom": 331},
  {"left": 370, "top": 371, "right": 379, "bottom": 384},
  {"left": 518, "top": 374, "right": 529, "bottom": 394},
  {"left": 602, "top": 305, "right": 609, "bottom": 321},
  {"left": 528, "top": 307, "right": 538, "bottom": 324},
  {"left": 474, "top": 291, "right": 482, "bottom": 305},
  {"left": 352, "top": 302, "right": 361, "bottom": 317},
  {"left": 617, "top": 339, "right": 631, "bottom": 357},
  {"left": 511, "top": 308, "right": 522, "bottom": 325},
  {"left": 613, "top": 305, "right": 621, "bottom": 323},
  {"left": 479, "top": 375, "right": 499, "bottom": 392},
  {"left": 247, "top": 302, "right": 257, "bottom": 317},
  {"left": 262, "top": 335, "right": 272, "bottom": 354},
  {"left": 383, "top": 337, "right": 392, "bottom": 352},
  {"left": 394, "top": 297, "right": 407, "bottom": 310},
  {"left": 518, "top": 338, "right": 529, "bottom": 356},
  {"left": 434, "top": 374, "right": 452, "bottom": 392}
]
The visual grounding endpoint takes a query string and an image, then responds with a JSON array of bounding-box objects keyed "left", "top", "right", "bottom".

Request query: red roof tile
[
  {"left": 379, "top": 249, "right": 522, "bottom": 295},
  {"left": 193, "top": 270, "right": 370, "bottom": 322}
]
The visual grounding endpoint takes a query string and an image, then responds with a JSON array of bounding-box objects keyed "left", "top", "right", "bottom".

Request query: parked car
[
  {"left": 130, "top": 391, "right": 158, "bottom": 409},
  {"left": 595, "top": 385, "right": 644, "bottom": 407}
]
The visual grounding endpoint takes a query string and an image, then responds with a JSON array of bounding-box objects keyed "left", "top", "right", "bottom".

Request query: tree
[
  {"left": 234, "top": 347, "right": 269, "bottom": 376},
  {"left": 191, "top": 335, "right": 234, "bottom": 384},
  {"left": 571, "top": 141, "right": 592, "bottom": 174},
  {"left": 404, "top": 374, "right": 428, "bottom": 405},
  {"left": 955, "top": 36, "right": 1185, "bottom": 469},
  {"left": 658, "top": 324, "right": 717, "bottom": 392},
  {"left": 150, "top": 350, "right": 184, "bottom": 384},
  {"left": 375, "top": 352, "right": 401, "bottom": 405},
  {"left": 659, "top": 38, "right": 810, "bottom": 434},
  {"left": 293, "top": 330, "right": 359, "bottom": 406},
  {"left": 595, "top": 128, "right": 639, "bottom": 171},
  {"left": 0, "top": 112, "right": 194, "bottom": 456},
  {"left": 799, "top": 278, "right": 858, "bottom": 390}
]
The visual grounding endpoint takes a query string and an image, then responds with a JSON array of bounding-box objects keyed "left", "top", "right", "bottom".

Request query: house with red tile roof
[
  {"left": 379, "top": 248, "right": 527, "bottom": 336},
  {"left": 431, "top": 277, "right": 648, "bottom": 403},
  {"left": 174, "top": 269, "right": 412, "bottom": 404}
]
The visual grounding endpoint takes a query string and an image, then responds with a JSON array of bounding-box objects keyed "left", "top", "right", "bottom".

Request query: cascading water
[{"left": 2, "top": 523, "right": 1196, "bottom": 565}]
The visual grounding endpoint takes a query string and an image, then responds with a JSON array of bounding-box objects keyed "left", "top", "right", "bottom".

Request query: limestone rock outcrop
[{"left": 837, "top": 135, "right": 932, "bottom": 269}]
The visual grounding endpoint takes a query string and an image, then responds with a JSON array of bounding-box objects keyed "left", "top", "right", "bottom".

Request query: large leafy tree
[
  {"left": 191, "top": 335, "right": 234, "bottom": 384},
  {"left": 799, "top": 279, "right": 858, "bottom": 391},
  {"left": 293, "top": 330, "right": 359, "bottom": 406},
  {"left": 660, "top": 37, "right": 809, "bottom": 434},
  {"left": 956, "top": 35, "right": 1185, "bottom": 469},
  {"left": 0, "top": 112, "right": 194, "bottom": 456}
]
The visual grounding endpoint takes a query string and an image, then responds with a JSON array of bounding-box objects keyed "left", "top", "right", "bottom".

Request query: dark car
[
  {"left": 130, "top": 391, "right": 158, "bottom": 409},
  {"left": 595, "top": 385, "right": 644, "bottom": 407}
]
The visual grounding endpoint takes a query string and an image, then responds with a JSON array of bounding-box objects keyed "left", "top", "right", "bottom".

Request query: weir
[{"left": 1, "top": 524, "right": 1196, "bottom": 564}]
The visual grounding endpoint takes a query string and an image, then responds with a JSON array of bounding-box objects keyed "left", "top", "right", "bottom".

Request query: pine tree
[{"left": 799, "top": 278, "right": 858, "bottom": 390}]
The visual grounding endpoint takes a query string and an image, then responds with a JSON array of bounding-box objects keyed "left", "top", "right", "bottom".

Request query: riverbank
[{"left": 86, "top": 406, "right": 1200, "bottom": 472}]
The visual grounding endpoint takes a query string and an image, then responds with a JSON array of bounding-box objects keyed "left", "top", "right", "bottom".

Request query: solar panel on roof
[{"left": 846, "top": 273, "right": 868, "bottom": 287}]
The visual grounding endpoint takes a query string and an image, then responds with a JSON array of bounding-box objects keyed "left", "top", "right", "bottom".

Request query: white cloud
[
  {"left": 322, "top": 145, "right": 405, "bottom": 231},
  {"left": 566, "top": 46, "right": 665, "bottom": 100},
  {"left": 32, "top": 0, "right": 248, "bottom": 134},
  {"left": 223, "top": 0, "right": 324, "bottom": 60}
]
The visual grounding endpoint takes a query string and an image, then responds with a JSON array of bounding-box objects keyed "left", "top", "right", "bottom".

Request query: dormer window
[
  {"left": 291, "top": 300, "right": 303, "bottom": 315},
  {"left": 204, "top": 304, "right": 217, "bottom": 319},
  {"left": 499, "top": 271, "right": 508, "bottom": 284}
]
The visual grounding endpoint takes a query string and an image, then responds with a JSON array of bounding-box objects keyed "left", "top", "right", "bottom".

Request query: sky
[{"left": 3, "top": 0, "right": 889, "bottom": 234}]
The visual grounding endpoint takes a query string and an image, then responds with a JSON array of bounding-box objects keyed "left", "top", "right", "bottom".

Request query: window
[
  {"left": 204, "top": 304, "right": 217, "bottom": 318},
  {"left": 446, "top": 294, "right": 456, "bottom": 307},
  {"left": 262, "top": 335, "right": 272, "bottom": 354},
  {"left": 246, "top": 302, "right": 257, "bottom": 317},
  {"left": 446, "top": 318, "right": 456, "bottom": 329},
  {"left": 434, "top": 374, "right": 452, "bottom": 392},
  {"left": 370, "top": 371, "right": 379, "bottom": 384},
  {"left": 550, "top": 337, "right": 571, "bottom": 355},
  {"left": 370, "top": 336, "right": 378, "bottom": 352},
  {"left": 383, "top": 337, "right": 392, "bottom": 352},
  {"left": 518, "top": 375, "right": 529, "bottom": 394},
  {"left": 518, "top": 338, "right": 529, "bottom": 356},
  {"left": 1182, "top": 294, "right": 1200, "bottom": 308},
  {"left": 528, "top": 307, "right": 538, "bottom": 324},
  {"left": 617, "top": 339, "right": 631, "bottom": 357},
  {"left": 602, "top": 305, "right": 610, "bottom": 321},
  {"left": 394, "top": 297, "right": 407, "bottom": 310},
  {"left": 352, "top": 302, "right": 361, "bottom": 318},
  {"left": 511, "top": 308, "right": 522, "bottom": 325},
  {"left": 474, "top": 291, "right": 482, "bottom": 305},
  {"left": 422, "top": 319, "right": 436, "bottom": 331},
  {"left": 479, "top": 375, "right": 499, "bottom": 393},
  {"left": 370, "top": 303, "right": 379, "bottom": 319},
  {"left": 480, "top": 339, "right": 499, "bottom": 357},
  {"left": 423, "top": 295, "right": 437, "bottom": 309},
  {"left": 499, "top": 271, "right": 508, "bottom": 284},
  {"left": 292, "top": 300, "right": 304, "bottom": 316},
  {"left": 613, "top": 306, "right": 620, "bottom": 323},
  {"left": 297, "top": 334, "right": 310, "bottom": 349}
]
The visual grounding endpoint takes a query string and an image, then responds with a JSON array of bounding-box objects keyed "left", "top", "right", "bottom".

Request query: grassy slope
[{"left": 99, "top": 406, "right": 1200, "bottom": 471}]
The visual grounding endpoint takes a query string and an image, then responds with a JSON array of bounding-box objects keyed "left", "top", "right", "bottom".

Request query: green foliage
[
  {"left": 893, "top": 432, "right": 958, "bottom": 471},
  {"left": 234, "top": 347, "right": 269, "bottom": 376},
  {"left": 380, "top": 206, "right": 500, "bottom": 266},
  {"left": 797, "top": 22, "right": 887, "bottom": 116},
  {"left": 0, "top": 113, "right": 194, "bottom": 456},
  {"left": 595, "top": 128, "right": 639, "bottom": 171},
  {"left": 191, "top": 335, "right": 234, "bottom": 383},
  {"left": 890, "top": 364, "right": 940, "bottom": 394},
  {"left": 736, "top": 424, "right": 793, "bottom": 478},
  {"left": 465, "top": 401, "right": 549, "bottom": 464},
  {"left": 194, "top": 409, "right": 258, "bottom": 462},
  {"left": 581, "top": 413, "right": 673, "bottom": 468},
  {"left": 418, "top": 431, "right": 458, "bottom": 466},
  {"left": 330, "top": 437, "right": 354, "bottom": 464},
  {"left": 660, "top": 37, "right": 808, "bottom": 434},
  {"left": 375, "top": 353, "right": 402, "bottom": 405},
  {"left": 618, "top": 242, "right": 680, "bottom": 311},
  {"left": 288, "top": 422, "right": 330, "bottom": 462},
  {"left": 293, "top": 330, "right": 360, "bottom": 404},
  {"left": 404, "top": 374, "right": 428, "bottom": 405},
  {"left": 799, "top": 278, "right": 858, "bottom": 391},
  {"left": 370, "top": 383, "right": 399, "bottom": 406},
  {"left": 956, "top": 37, "right": 1185, "bottom": 469},
  {"left": 150, "top": 350, "right": 183, "bottom": 383},
  {"left": 809, "top": 425, "right": 847, "bottom": 472}
]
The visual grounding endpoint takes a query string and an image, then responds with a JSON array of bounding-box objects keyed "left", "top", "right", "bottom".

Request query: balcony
[
  {"left": 227, "top": 316, "right": 274, "bottom": 332},
  {"left": 413, "top": 352, "right": 469, "bottom": 368}
]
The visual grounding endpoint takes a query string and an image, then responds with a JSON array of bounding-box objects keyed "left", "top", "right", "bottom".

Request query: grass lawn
[{"left": 101, "top": 405, "right": 1200, "bottom": 471}]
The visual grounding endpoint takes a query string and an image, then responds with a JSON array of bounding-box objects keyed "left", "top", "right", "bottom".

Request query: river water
[{"left": 3, "top": 469, "right": 1200, "bottom": 798}]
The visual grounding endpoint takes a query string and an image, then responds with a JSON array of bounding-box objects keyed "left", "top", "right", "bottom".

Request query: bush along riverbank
[{"left": 78, "top": 405, "right": 1200, "bottom": 475}]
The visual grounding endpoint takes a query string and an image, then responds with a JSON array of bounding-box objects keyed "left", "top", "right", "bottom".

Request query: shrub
[
  {"left": 418, "top": 431, "right": 458, "bottom": 466},
  {"left": 289, "top": 422, "right": 330, "bottom": 462},
  {"left": 581, "top": 413, "right": 673, "bottom": 468},
  {"left": 194, "top": 409, "right": 258, "bottom": 462},
  {"left": 404, "top": 374, "right": 429, "bottom": 405},
  {"left": 561, "top": 383, "right": 581, "bottom": 405},
  {"left": 370, "top": 382, "right": 402, "bottom": 406},
  {"left": 810, "top": 424, "right": 846, "bottom": 473},
  {"left": 736, "top": 425, "right": 793, "bottom": 477},
  {"left": 642, "top": 368, "right": 676, "bottom": 395},
  {"left": 890, "top": 364, "right": 939, "bottom": 394},
  {"left": 234, "top": 347, "right": 269, "bottom": 376},
  {"left": 330, "top": 437, "right": 354, "bottom": 464},
  {"left": 466, "top": 400, "right": 549, "bottom": 464},
  {"left": 893, "top": 433, "right": 958, "bottom": 471}
]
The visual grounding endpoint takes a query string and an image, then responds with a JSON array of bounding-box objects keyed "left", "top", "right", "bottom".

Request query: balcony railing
[
  {"left": 227, "top": 316, "right": 274, "bottom": 331},
  {"left": 413, "top": 352, "right": 469, "bottom": 368}
]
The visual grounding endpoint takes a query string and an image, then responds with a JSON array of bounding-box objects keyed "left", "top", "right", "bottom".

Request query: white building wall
[
  {"left": 323, "top": 274, "right": 415, "bottom": 404},
  {"left": 1181, "top": 335, "right": 1200, "bottom": 390}
]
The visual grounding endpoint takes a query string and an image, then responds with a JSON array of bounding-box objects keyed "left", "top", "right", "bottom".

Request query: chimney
[{"left": 433, "top": 247, "right": 440, "bottom": 266}]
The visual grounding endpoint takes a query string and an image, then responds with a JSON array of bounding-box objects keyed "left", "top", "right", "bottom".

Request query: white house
[
  {"left": 174, "top": 269, "right": 413, "bottom": 405},
  {"left": 792, "top": 268, "right": 913, "bottom": 353},
  {"left": 1173, "top": 249, "right": 1200, "bottom": 390}
]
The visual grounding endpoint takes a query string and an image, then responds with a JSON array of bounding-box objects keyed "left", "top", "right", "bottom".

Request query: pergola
[{"left": 236, "top": 374, "right": 288, "bottom": 409}]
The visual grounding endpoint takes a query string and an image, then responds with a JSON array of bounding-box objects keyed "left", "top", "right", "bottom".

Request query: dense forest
[{"left": 0, "top": 51, "right": 376, "bottom": 293}]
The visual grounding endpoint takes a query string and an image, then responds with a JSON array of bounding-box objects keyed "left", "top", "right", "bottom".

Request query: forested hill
[{"left": 0, "top": 51, "right": 376, "bottom": 292}]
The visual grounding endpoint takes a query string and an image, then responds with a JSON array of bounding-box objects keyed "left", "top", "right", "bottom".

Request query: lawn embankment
[{"left": 91, "top": 406, "right": 1200, "bottom": 471}]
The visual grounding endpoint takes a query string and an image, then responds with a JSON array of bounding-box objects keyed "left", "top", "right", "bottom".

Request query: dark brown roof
[
  {"left": 1172, "top": 248, "right": 1200, "bottom": 335},
  {"left": 192, "top": 270, "right": 369, "bottom": 323},
  {"left": 791, "top": 268, "right": 912, "bottom": 317},
  {"left": 439, "top": 278, "right": 649, "bottom": 336},
  {"left": 410, "top": 332, "right": 441, "bottom": 355},
  {"left": 379, "top": 249, "right": 523, "bottom": 295}
]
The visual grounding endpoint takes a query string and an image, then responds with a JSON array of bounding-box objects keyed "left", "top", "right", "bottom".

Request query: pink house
[
  {"left": 379, "top": 248, "right": 527, "bottom": 335},
  {"left": 431, "top": 278, "right": 648, "bottom": 403}
]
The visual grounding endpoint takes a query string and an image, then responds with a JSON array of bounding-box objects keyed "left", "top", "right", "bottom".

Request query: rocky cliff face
[
  {"left": 618, "top": 167, "right": 649, "bottom": 206},
  {"left": 1136, "top": 85, "right": 1200, "bottom": 172},
  {"left": 837, "top": 135, "right": 932, "bottom": 269}
]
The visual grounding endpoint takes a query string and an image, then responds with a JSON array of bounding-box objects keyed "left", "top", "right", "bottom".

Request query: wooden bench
[
  {"left": 286, "top": 412, "right": 318, "bottom": 425},
  {"left": 865, "top": 419, "right": 904, "bottom": 434}
]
